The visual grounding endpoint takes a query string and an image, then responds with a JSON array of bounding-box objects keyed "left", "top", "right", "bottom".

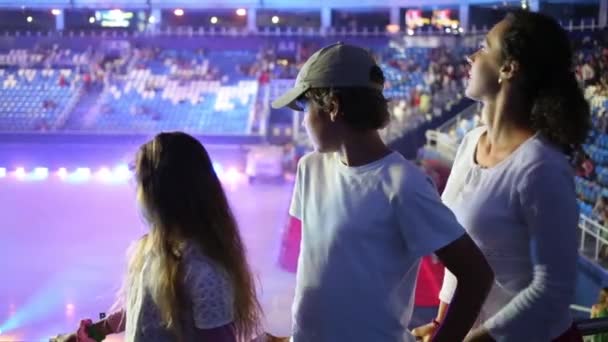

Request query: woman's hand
[
  {"left": 411, "top": 322, "right": 438, "bottom": 342},
  {"left": 464, "top": 328, "right": 496, "bottom": 342}
]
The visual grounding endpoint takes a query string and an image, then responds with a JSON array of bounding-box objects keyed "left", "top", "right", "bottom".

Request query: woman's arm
[{"left": 479, "top": 162, "right": 579, "bottom": 340}]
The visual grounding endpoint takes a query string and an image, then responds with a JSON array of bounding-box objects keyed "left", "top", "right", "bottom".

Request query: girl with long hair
[
  {"left": 413, "top": 11, "right": 590, "bottom": 342},
  {"left": 53, "top": 132, "right": 261, "bottom": 342}
]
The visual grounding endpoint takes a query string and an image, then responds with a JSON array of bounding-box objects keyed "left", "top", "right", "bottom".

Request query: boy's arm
[{"left": 432, "top": 234, "right": 494, "bottom": 342}]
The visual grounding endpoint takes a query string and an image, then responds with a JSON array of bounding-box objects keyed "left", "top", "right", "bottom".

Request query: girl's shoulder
[{"left": 181, "top": 242, "right": 231, "bottom": 287}]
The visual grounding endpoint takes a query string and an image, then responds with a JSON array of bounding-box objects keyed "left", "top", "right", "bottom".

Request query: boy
[{"left": 272, "top": 43, "right": 493, "bottom": 342}]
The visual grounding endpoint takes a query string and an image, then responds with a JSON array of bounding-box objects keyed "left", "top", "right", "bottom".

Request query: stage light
[
  {"left": 271, "top": 16, "right": 279, "bottom": 24},
  {"left": 407, "top": 28, "right": 414, "bottom": 36},
  {"left": 236, "top": 8, "right": 247, "bottom": 16},
  {"left": 225, "top": 167, "right": 240, "bottom": 184},
  {"left": 32, "top": 167, "right": 49, "bottom": 180},
  {"left": 26, "top": 16, "right": 33, "bottom": 23},
  {"left": 113, "top": 164, "right": 131, "bottom": 181},
  {"left": 174, "top": 8, "right": 184, "bottom": 17},
  {"left": 57, "top": 167, "right": 67, "bottom": 179},
  {"left": 212, "top": 162, "right": 224, "bottom": 175},
  {"left": 445, "top": 28, "right": 452, "bottom": 33},
  {"left": 0, "top": 168, "right": 5, "bottom": 178},
  {"left": 15, "top": 167, "right": 25, "bottom": 179},
  {"left": 51, "top": 9, "right": 61, "bottom": 16},
  {"left": 96, "top": 167, "right": 112, "bottom": 181},
  {"left": 210, "top": 16, "right": 218, "bottom": 24},
  {"left": 148, "top": 15, "right": 156, "bottom": 24},
  {"left": 386, "top": 24, "right": 400, "bottom": 34},
  {"left": 72, "top": 167, "right": 91, "bottom": 181},
  {"left": 89, "top": 17, "right": 95, "bottom": 24},
  {"left": 459, "top": 27, "right": 464, "bottom": 33}
]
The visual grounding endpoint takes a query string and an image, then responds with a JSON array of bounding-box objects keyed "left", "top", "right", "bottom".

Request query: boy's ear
[{"left": 328, "top": 95, "right": 340, "bottom": 122}]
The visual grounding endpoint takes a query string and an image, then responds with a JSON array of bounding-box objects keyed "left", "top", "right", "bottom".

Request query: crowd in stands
[
  {"left": 377, "top": 43, "right": 472, "bottom": 143},
  {"left": 0, "top": 35, "right": 476, "bottom": 138}
]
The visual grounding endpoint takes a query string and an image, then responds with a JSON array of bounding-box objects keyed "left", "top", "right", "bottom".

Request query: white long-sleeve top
[{"left": 438, "top": 126, "right": 579, "bottom": 341}]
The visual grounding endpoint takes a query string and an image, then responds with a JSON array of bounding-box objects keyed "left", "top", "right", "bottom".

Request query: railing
[
  {"left": 579, "top": 214, "right": 608, "bottom": 262},
  {"left": 0, "top": 19, "right": 605, "bottom": 40},
  {"left": 578, "top": 317, "right": 608, "bottom": 336}
]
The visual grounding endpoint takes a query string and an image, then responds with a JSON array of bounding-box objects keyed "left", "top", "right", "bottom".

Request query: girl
[
  {"left": 413, "top": 11, "right": 590, "bottom": 342},
  {"left": 53, "top": 132, "right": 261, "bottom": 342}
]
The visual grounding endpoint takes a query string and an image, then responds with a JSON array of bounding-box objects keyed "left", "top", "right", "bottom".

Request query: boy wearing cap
[{"left": 272, "top": 43, "right": 494, "bottom": 342}]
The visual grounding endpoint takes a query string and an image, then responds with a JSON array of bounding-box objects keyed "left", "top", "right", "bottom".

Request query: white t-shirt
[
  {"left": 439, "top": 127, "right": 578, "bottom": 341},
  {"left": 289, "top": 151, "right": 465, "bottom": 342}
]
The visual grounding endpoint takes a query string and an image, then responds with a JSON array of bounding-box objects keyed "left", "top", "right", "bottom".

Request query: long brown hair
[{"left": 128, "top": 132, "right": 261, "bottom": 340}]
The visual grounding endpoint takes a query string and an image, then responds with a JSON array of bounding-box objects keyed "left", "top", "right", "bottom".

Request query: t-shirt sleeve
[
  {"left": 289, "top": 158, "right": 304, "bottom": 220},
  {"left": 183, "top": 250, "right": 235, "bottom": 329},
  {"left": 396, "top": 170, "right": 466, "bottom": 258}
]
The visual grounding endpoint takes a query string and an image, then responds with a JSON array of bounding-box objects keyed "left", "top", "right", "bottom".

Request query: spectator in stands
[
  {"left": 575, "top": 151, "right": 596, "bottom": 180},
  {"left": 52, "top": 132, "right": 261, "bottom": 342},
  {"left": 272, "top": 42, "right": 493, "bottom": 342},
  {"left": 591, "top": 288, "right": 608, "bottom": 342},
  {"left": 593, "top": 196, "right": 608, "bottom": 225},
  {"left": 413, "top": 11, "right": 590, "bottom": 342}
]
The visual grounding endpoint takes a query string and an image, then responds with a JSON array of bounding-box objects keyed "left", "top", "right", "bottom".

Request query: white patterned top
[{"left": 124, "top": 241, "right": 235, "bottom": 342}]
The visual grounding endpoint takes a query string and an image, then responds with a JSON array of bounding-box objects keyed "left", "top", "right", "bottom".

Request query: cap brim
[{"left": 271, "top": 83, "right": 310, "bottom": 110}]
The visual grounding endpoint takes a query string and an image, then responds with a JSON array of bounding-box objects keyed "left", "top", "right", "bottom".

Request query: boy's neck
[{"left": 337, "top": 130, "right": 392, "bottom": 167}]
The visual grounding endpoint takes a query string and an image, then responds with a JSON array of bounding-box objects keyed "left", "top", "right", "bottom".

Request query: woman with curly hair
[{"left": 412, "top": 11, "right": 590, "bottom": 342}]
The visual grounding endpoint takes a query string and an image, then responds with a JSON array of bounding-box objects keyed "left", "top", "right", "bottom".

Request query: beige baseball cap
[{"left": 271, "top": 42, "right": 383, "bottom": 111}]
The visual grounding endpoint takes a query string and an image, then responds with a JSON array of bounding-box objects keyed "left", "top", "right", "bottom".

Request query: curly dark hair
[
  {"left": 303, "top": 65, "right": 390, "bottom": 131},
  {"left": 501, "top": 11, "right": 590, "bottom": 156}
]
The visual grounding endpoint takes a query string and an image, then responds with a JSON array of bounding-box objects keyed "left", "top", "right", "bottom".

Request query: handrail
[
  {"left": 576, "top": 317, "right": 608, "bottom": 336},
  {"left": 579, "top": 214, "right": 608, "bottom": 261}
]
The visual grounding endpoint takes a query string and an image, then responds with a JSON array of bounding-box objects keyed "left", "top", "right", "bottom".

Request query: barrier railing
[{"left": 579, "top": 214, "right": 608, "bottom": 262}]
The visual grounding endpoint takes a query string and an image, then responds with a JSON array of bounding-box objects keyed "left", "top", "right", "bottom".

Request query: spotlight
[
  {"left": 57, "top": 167, "right": 68, "bottom": 179},
  {"left": 97, "top": 167, "right": 112, "bottom": 180},
  {"left": 26, "top": 16, "right": 33, "bottom": 23},
  {"left": 459, "top": 27, "right": 464, "bottom": 33},
  {"left": 113, "top": 164, "right": 131, "bottom": 181},
  {"left": 445, "top": 27, "right": 452, "bottom": 33},
  {"left": 15, "top": 167, "right": 26, "bottom": 179},
  {"left": 407, "top": 28, "right": 414, "bottom": 36},
  {"left": 73, "top": 167, "right": 91, "bottom": 181},
  {"left": 51, "top": 9, "right": 61, "bottom": 16},
  {"left": 210, "top": 16, "right": 218, "bottom": 24},
  {"left": 271, "top": 16, "right": 279, "bottom": 24},
  {"left": 0, "top": 168, "right": 5, "bottom": 178},
  {"left": 212, "top": 162, "right": 224, "bottom": 175},
  {"left": 174, "top": 8, "right": 184, "bottom": 16},
  {"left": 89, "top": 16, "right": 95, "bottom": 24},
  {"left": 236, "top": 8, "right": 246, "bottom": 16},
  {"left": 33, "top": 167, "right": 49, "bottom": 180},
  {"left": 148, "top": 15, "right": 156, "bottom": 24}
]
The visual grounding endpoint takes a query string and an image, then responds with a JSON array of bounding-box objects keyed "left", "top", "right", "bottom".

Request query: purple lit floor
[{"left": 0, "top": 174, "right": 297, "bottom": 341}]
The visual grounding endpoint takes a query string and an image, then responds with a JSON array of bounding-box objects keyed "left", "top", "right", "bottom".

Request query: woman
[{"left": 412, "top": 11, "right": 590, "bottom": 342}]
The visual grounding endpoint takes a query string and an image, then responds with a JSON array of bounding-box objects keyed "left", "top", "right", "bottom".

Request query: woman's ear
[{"left": 499, "top": 59, "right": 520, "bottom": 82}]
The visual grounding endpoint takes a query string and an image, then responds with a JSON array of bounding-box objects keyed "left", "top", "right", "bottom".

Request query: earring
[{"left": 498, "top": 77, "right": 503, "bottom": 84}]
